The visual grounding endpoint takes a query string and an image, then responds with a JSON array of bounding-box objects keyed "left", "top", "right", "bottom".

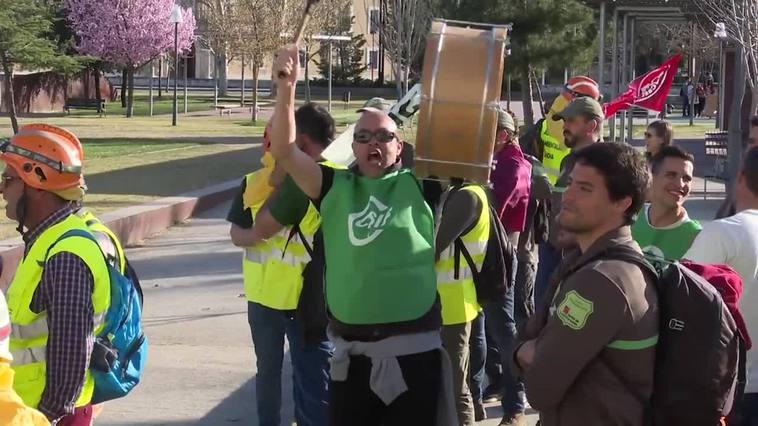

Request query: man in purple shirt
[{"left": 469, "top": 109, "right": 533, "bottom": 426}]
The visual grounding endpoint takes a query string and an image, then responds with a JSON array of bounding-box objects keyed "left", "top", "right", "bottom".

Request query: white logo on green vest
[{"left": 348, "top": 196, "right": 393, "bottom": 246}]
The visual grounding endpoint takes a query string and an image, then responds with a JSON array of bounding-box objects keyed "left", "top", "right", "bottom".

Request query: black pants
[
  {"left": 329, "top": 349, "right": 441, "bottom": 426},
  {"left": 731, "top": 393, "right": 758, "bottom": 426}
]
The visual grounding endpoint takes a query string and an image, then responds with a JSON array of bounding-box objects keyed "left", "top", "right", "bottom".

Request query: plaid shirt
[{"left": 24, "top": 205, "right": 95, "bottom": 421}]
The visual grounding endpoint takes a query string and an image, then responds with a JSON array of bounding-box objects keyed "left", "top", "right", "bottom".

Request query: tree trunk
[
  {"left": 305, "top": 49, "right": 311, "bottom": 103},
  {"left": 240, "top": 55, "right": 246, "bottom": 106},
  {"left": 158, "top": 57, "right": 163, "bottom": 98},
  {"left": 520, "top": 64, "right": 535, "bottom": 127},
  {"left": 252, "top": 65, "right": 260, "bottom": 122},
  {"left": 94, "top": 65, "right": 102, "bottom": 101},
  {"left": 751, "top": 85, "right": 758, "bottom": 118},
  {"left": 218, "top": 50, "right": 228, "bottom": 97},
  {"left": 121, "top": 68, "right": 128, "bottom": 108},
  {"left": 165, "top": 63, "right": 170, "bottom": 95},
  {"left": 126, "top": 67, "right": 135, "bottom": 117},
  {"left": 270, "top": 54, "right": 277, "bottom": 99},
  {"left": 394, "top": 61, "right": 403, "bottom": 101},
  {"left": 2, "top": 58, "right": 19, "bottom": 134}
]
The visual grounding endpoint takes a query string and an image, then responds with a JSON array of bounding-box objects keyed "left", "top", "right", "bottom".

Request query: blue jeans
[
  {"left": 247, "top": 302, "right": 332, "bottom": 426},
  {"left": 483, "top": 286, "right": 526, "bottom": 416},
  {"left": 468, "top": 311, "right": 486, "bottom": 404},
  {"left": 535, "top": 243, "right": 561, "bottom": 312}
]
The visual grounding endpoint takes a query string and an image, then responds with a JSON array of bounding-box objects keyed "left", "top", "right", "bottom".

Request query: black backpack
[
  {"left": 285, "top": 225, "right": 329, "bottom": 345},
  {"left": 449, "top": 185, "right": 516, "bottom": 303},
  {"left": 561, "top": 245, "right": 742, "bottom": 425}
]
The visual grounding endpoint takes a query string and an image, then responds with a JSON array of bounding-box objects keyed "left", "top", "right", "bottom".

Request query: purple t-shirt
[{"left": 492, "top": 143, "right": 532, "bottom": 234}]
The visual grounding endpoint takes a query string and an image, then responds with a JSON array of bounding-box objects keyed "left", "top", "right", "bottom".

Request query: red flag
[{"left": 604, "top": 53, "right": 682, "bottom": 117}]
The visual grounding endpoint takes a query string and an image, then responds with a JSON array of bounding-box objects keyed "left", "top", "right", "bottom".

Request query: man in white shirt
[{"left": 685, "top": 146, "right": 758, "bottom": 425}]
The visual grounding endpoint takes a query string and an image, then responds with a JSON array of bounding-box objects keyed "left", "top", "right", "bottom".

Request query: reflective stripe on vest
[
  {"left": 11, "top": 311, "right": 106, "bottom": 344},
  {"left": 79, "top": 210, "right": 126, "bottom": 274},
  {"left": 541, "top": 120, "right": 569, "bottom": 186},
  {"left": 435, "top": 185, "right": 489, "bottom": 325},
  {"left": 7, "top": 214, "right": 111, "bottom": 410},
  {"left": 241, "top": 172, "right": 321, "bottom": 310}
]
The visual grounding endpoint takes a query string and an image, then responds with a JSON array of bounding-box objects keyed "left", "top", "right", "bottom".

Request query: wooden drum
[{"left": 414, "top": 19, "right": 509, "bottom": 184}]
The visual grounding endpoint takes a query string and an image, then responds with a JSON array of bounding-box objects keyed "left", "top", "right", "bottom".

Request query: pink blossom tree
[{"left": 66, "top": 0, "right": 196, "bottom": 117}]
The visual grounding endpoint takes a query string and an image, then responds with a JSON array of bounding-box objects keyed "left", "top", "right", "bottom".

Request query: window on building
[
  {"left": 368, "top": 49, "right": 379, "bottom": 70},
  {"left": 369, "top": 9, "right": 380, "bottom": 34}
]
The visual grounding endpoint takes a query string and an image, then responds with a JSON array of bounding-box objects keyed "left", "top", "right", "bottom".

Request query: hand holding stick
[{"left": 277, "top": 0, "right": 320, "bottom": 79}]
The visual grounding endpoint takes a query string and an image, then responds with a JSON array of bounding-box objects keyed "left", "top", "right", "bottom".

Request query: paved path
[{"left": 95, "top": 202, "right": 539, "bottom": 425}]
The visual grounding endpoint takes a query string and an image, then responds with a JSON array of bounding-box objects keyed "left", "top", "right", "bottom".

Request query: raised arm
[{"left": 270, "top": 45, "right": 323, "bottom": 199}]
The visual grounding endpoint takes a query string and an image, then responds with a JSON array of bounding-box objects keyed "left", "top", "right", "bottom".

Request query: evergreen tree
[
  {"left": 0, "top": 0, "right": 79, "bottom": 132},
  {"left": 316, "top": 34, "right": 368, "bottom": 85}
]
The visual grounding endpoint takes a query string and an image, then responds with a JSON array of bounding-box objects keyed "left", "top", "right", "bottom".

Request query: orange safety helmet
[
  {"left": 564, "top": 76, "right": 601, "bottom": 101},
  {"left": 0, "top": 124, "right": 84, "bottom": 192}
]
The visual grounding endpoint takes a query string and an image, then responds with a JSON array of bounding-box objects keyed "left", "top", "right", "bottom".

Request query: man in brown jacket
[{"left": 514, "top": 143, "right": 659, "bottom": 426}]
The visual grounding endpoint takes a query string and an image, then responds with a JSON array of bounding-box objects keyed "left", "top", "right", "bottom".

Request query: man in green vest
[
  {"left": 631, "top": 146, "right": 701, "bottom": 260},
  {"left": 266, "top": 44, "right": 453, "bottom": 425},
  {"left": 1, "top": 124, "right": 110, "bottom": 426},
  {"left": 228, "top": 104, "right": 335, "bottom": 426}
]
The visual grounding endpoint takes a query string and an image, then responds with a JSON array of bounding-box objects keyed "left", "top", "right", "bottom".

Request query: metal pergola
[{"left": 582, "top": 0, "right": 745, "bottom": 181}]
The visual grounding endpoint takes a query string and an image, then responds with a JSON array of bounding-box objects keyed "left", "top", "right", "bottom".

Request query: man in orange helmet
[{"left": 0, "top": 124, "right": 111, "bottom": 426}]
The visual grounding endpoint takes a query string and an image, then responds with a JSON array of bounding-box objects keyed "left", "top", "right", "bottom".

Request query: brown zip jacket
[{"left": 517, "top": 227, "right": 659, "bottom": 426}]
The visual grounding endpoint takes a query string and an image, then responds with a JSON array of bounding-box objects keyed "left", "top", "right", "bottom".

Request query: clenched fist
[{"left": 273, "top": 44, "right": 300, "bottom": 87}]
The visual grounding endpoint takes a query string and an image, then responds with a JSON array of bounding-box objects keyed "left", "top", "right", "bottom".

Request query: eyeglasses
[
  {"left": 1, "top": 174, "right": 17, "bottom": 187},
  {"left": 353, "top": 129, "right": 397, "bottom": 144}
]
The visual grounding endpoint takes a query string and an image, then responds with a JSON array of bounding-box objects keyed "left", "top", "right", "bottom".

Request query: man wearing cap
[
  {"left": 1, "top": 124, "right": 111, "bottom": 425},
  {"left": 534, "top": 97, "right": 604, "bottom": 310},
  {"left": 0, "top": 290, "right": 50, "bottom": 425}
]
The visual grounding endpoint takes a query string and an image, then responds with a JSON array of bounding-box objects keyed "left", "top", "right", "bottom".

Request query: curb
[{"left": 0, "top": 178, "right": 239, "bottom": 288}]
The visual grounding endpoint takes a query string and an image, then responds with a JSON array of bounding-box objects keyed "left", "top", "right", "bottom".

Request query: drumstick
[{"left": 277, "top": 0, "right": 320, "bottom": 79}]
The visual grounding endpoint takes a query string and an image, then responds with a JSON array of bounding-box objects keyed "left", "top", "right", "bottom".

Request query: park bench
[
  {"left": 703, "top": 130, "right": 729, "bottom": 200},
  {"left": 64, "top": 98, "right": 106, "bottom": 117},
  {"left": 215, "top": 104, "right": 236, "bottom": 116}
]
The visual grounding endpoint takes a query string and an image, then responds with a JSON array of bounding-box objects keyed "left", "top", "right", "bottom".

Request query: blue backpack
[{"left": 48, "top": 229, "right": 147, "bottom": 404}]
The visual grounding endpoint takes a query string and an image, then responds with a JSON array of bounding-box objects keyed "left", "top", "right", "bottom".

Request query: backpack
[
  {"left": 47, "top": 229, "right": 147, "bottom": 404},
  {"left": 449, "top": 185, "right": 517, "bottom": 303},
  {"left": 287, "top": 225, "right": 329, "bottom": 345},
  {"left": 563, "top": 245, "right": 743, "bottom": 425}
]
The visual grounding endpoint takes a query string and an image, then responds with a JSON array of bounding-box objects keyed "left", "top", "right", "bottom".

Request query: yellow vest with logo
[
  {"left": 242, "top": 173, "right": 321, "bottom": 310},
  {"left": 436, "top": 185, "right": 489, "bottom": 325},
  {"left": 77, "top": 209, "right": 126, "bottom": 274},
  {"left": 8, "top": 214, "right": 111, "bottom": 409},
  {"left": 541, "top": 120, "right": 569, "bottom": 186}
]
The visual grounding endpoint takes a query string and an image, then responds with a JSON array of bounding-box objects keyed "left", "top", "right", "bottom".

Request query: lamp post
[
  {"left": 170, "top": 4, "right": 183, "bottom": 126},
  {"left": 311, "top": 34, "right": 351, "bottom": 112},
  {"left": 714, "top": 22, "right": 727, "bottom": 130}
]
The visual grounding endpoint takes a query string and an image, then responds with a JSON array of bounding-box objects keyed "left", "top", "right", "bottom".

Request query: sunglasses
[
  {"left": 353, "top": 129, "right": 397, "bottom": 144},
  {"left": 1, "top": 174, "right": 17, "bottom": 187}
]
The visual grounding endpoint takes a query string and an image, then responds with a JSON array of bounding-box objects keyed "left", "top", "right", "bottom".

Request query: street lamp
[
  {"left": 311, "top": 34, "right": 351, "bottom": 112},
  {"left": 714, "top": 22, "right": 727, "bottom": 129},
  {"left": 170, "top": 4, "right": 183, "bottom": 126}
]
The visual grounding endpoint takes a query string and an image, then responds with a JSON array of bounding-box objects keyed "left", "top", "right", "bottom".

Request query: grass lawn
[{"left": 0, "top": 100, "right": 364, "bottom": 239}]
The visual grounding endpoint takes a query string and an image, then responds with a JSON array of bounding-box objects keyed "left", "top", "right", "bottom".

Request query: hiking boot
[
  {"left": 482, "top": 384, "right": 503, "bottom": 403},
  {"left": 474, "top": 401, "right": 487, "bottom": 422},
  {"left": 499, "top": 412, "right": 527, "bottom": 426}
]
